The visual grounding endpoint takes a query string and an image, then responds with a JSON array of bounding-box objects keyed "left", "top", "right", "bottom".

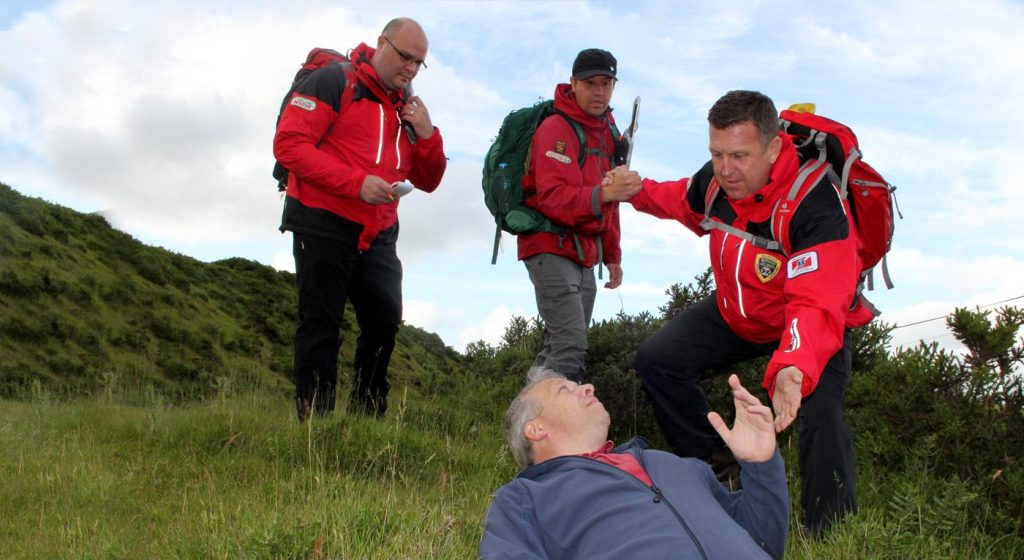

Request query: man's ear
[
  {"left": 767, "top": 135, "right": 782, "bottom": 164},
  {"left": 524, "top": 420, "right": 547, "bottom": 443}
]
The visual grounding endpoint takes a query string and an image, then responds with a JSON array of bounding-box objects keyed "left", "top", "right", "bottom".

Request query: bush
[{"left": 849, "top": 306, "right": 1024, "bottom": 534}]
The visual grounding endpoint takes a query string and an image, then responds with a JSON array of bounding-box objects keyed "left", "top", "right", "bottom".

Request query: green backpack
[{"left": 482, "top": 100, "right": 588, "bottom": 264}]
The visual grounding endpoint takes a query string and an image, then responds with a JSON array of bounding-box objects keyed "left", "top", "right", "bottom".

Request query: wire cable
[{"left": 892, "top": 294, "right": 1024, "bottom": 330}]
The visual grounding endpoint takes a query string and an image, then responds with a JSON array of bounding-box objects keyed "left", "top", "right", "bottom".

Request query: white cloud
[
  {"left": 887, "top": 247, "right": 1024, "bottom": 301},
  {"left": 271, "top": 252, "right": 294, "bottom": 273},
  {"left": 884, "top": 300, "right": 963, "bottom": 353},
  {"left": 395, "top": 159, "right": 492, "bottom": 260},
  {"left": 616, "top": 280, "right": 672, "bottom": 299},
  {"left": 403, "top": 298, "right": 456, "bottom": 333},
  {"left": 456, "top": 304, "right": 528, "bottom": 351}
]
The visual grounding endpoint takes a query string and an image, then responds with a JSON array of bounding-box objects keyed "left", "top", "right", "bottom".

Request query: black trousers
[
  {"left": 635, "top": 294, "right": 856, "bottom": 535},
  {"left": 292, "top": 231, "right": 402, "bottom": 420}
]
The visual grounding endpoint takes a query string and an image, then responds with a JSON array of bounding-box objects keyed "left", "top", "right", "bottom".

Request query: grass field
[{"left": 3, "top": 384, "right": 1022, "bottom": 559}]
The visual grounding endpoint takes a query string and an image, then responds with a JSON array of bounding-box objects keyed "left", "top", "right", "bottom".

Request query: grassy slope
[
  {"left": 3, "top": 389, "right": 1022, "bottom": 559},
  {"left": 0, "top": 389, "right": 507, "bottom": 558},
  {"left": 0, "top": 184, "right": 457, "bottom": 401}
]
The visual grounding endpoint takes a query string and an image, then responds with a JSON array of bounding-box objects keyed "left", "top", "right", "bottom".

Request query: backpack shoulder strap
[
  {"left": 703, "top": 179, "right": 720, "bottom": 220},
  {"left": 770, "top": 159, "right": 831, "bottom": 255},
  {"left": 551, "top": 111, "right": 590, "bottom": 168},
  {"left": 328, "top": 60, "right": 356, "bottom": 111},
  {"left": 315, "top": 61, "right": 358, "bottom": 148},
  {"left": 697, "top": 179, "right": 784, "bottom": 252}
]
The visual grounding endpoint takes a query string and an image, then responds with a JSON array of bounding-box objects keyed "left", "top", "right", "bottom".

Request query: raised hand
[
  {"left": 707, "top": 374, "right": 777, "bottom": 463},
  {"left": 400, "top": 95, "right": 434, "bottom": 139}
]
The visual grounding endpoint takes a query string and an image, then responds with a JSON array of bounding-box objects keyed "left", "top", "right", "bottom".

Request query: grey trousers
[{"left": 524, "top": 253, "right": 597, "bottom": 381}]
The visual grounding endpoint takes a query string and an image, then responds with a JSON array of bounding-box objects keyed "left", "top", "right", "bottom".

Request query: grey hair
[{"left": 504, "top": 367, "right": 566, "bottom": 468}]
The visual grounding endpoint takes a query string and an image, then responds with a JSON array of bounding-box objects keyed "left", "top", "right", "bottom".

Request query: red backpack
[
  {"left": 779, "top": 106, "right": 900, "bottom": 290},
  {"left": 701, "top": 105, "right": 901, "bottom": 292}
]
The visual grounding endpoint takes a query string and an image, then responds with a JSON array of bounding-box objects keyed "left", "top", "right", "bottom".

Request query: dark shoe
[{"left": 709, "top": 448, "right": 742, "bottom": 491}]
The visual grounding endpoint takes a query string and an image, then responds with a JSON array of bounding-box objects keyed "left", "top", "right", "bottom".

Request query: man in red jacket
[
  {"left": 273, "top": 18, "right": 446, "bottom": 421},
  {"left": 519, "top": 48, "right": 641, "bottom": 382},
  {"left": 603, "top": 90, "right": 873, "bottom": 535}
]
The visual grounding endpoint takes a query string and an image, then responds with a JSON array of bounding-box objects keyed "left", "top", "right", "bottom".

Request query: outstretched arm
[
  {"left": 707, "top": 374, "right": 777, "bottom": 462},
  {"left": 706, "top": 374, "right": 790, "bottom": 559}
]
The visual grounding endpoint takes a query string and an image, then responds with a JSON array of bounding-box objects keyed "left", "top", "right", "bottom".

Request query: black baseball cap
[{"left": 572, "top": 48, "right": 617, "bottom": 80}]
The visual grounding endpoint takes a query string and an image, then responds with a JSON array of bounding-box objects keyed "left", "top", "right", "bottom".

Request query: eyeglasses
[{"left": 383, "top": 36, "right": 427, "bottom": 69}]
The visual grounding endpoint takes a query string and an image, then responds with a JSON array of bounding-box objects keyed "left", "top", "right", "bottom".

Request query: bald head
[
  {"left": 372, "top": 17, "right": 428, "bottom": 91},
  {"left": 382, "top": 17, "right": 423, "bottom": 39}
]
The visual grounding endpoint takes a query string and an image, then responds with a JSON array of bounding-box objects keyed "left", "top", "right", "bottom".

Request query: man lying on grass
[{"left": 480, "top": 367, "right": 789, "bottom": 559}]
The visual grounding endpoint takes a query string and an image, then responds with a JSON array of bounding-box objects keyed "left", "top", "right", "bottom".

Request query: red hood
[
  {"left": 552, "top": 83, "right": 616, "bottom": 132},
  {"left": 349, "top": 43, "right": 409, "bottom": 111},
  {"left": 727, "top": 132, "right": 800, "bottom": 223}
]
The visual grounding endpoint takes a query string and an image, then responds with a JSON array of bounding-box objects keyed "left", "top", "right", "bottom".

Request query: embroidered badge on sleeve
[
  {"left": 545, "top": 151, "right": 572, "bottom": 164},
  {"left": 787, "top": 251, "right": 819, "bottom": 279},
  {"left": 290, "top": 96, "right": 317, "bottom": 111}
]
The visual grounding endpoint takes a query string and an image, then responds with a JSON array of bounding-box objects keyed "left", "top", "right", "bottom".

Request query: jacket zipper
[
  {"left": 636, "top": 453, "right": 710, "bottom": 560},
  {"left": 649, "top": 484, "right": 709, "bottom": 560}
]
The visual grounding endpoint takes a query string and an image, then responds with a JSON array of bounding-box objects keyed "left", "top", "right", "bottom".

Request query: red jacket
[
  {"left": 517, "top": 83, "right": 622, "bottom": 267},
  {"left": 631, "top": 133, "right": 873, "bottom": 397},
  {"left": 273, "top": 43, "right": 446, "bottom": 250}
]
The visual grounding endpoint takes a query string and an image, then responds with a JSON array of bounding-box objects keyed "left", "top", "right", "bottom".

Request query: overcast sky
[{"left": 2, "top": 0, "right": 1022, "bottom": 353}]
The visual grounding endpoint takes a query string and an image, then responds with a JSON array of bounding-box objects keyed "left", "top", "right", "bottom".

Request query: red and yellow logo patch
[
  {"left": 755, "top": 253, "right": 781, "bottom": 283},
  {"left": 554, "top": 140, "right": 567, "bottom": 154}
]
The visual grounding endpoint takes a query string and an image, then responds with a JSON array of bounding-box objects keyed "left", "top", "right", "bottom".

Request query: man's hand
[
  {"left": 400, "top": 95, "right": 434, "bottom": 139},
  {"left": 707, "top": 374, "right": 776, "bottom": 463},
  {"left": 604, "top": 263, "right": 622, "bottom": 289},
  {"left": 600, "top": 165, "right": 642, "bottom": 202},
  {"left": 771, "top": 366, "right": 803, "bottom": 433},
  {"left": 359, "top": 175, "right": 396, "bottom": 205}
]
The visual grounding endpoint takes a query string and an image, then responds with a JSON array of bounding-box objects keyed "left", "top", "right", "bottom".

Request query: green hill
[{"left": 0, "top": 183, "right": 458, "bottom": 400}]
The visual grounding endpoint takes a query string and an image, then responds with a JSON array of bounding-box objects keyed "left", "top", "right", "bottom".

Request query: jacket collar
[
  {"left": 553, "top": 83, "right": 615, "bottom": 132},
  {"left": 516, "top": 436, "right": 649, "bottom": 479},
  {"left": 726, "top": 132, "right": 800, "bottom": 220},
  {"left": 349, "top": 42, "right": 408, "bottom": 110}
]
